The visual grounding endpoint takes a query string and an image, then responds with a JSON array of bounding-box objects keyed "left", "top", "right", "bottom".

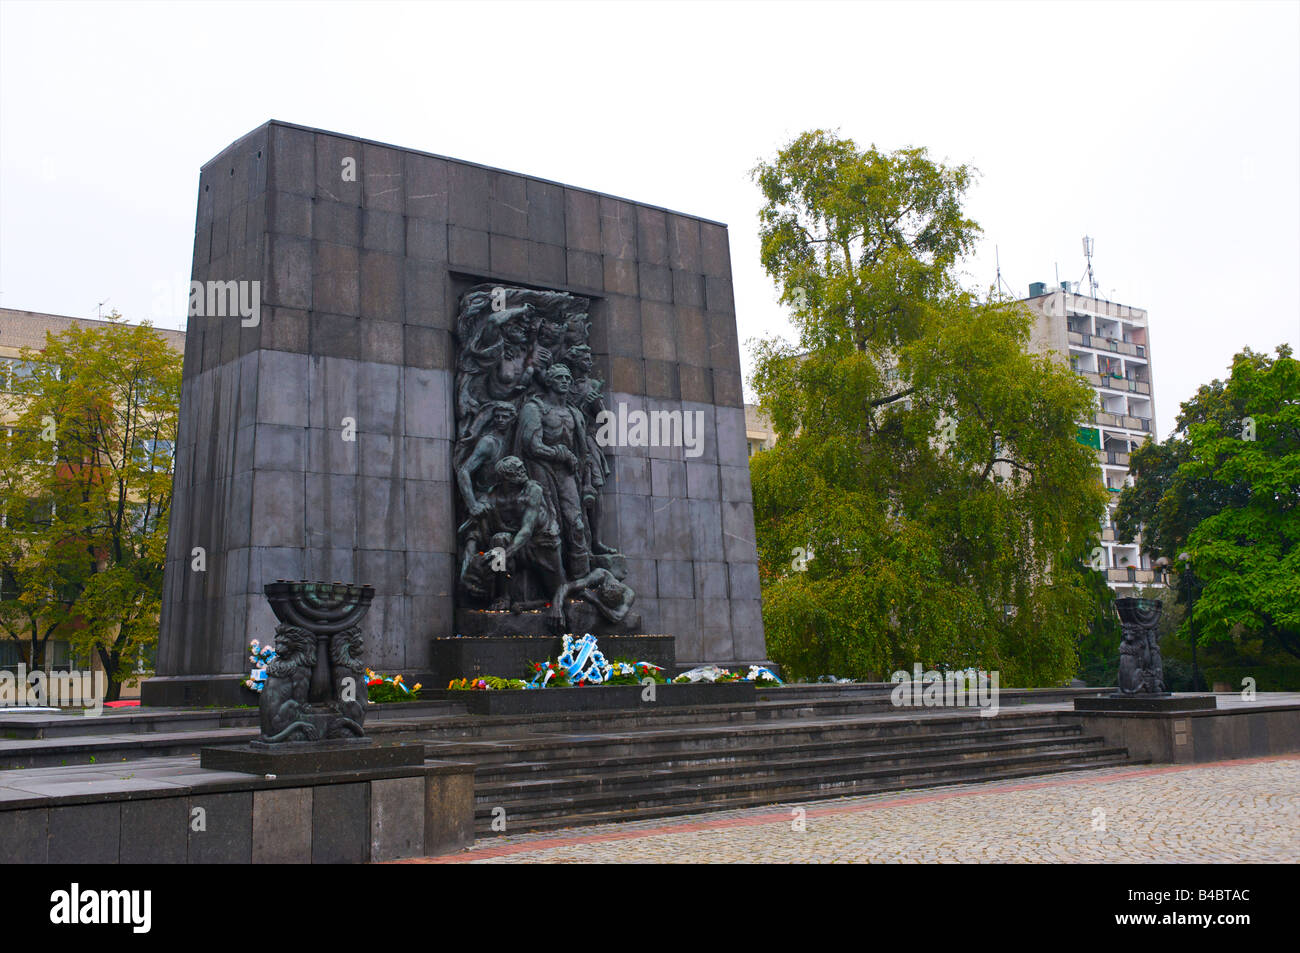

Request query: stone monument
[
  {"left": 257, "top": 580, "right": 371, "bottom": 743},
  {"left": 1074, "top": 597, "right": 1216, "bottom": 712},
  {"left": 199, "top": 579, "right": 429, "bottom": 775},
  {"left": 144, "top": 121, "right": 768, "bottom": 706}
]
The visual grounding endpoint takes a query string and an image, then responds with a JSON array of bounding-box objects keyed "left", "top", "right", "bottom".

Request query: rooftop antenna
[
  {"left": 97, "top": 297, "right": 111, "bottom": 319},
  {"left": 995, "top": 245, "right": 1014, "bottom": 299},
  {"left": 1082, "top": 236, "right": 1098, "bottom": 298}
]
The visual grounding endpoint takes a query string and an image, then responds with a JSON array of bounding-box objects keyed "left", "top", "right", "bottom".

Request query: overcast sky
[{"left": 2, "top": 0, "right": 1296, "bottom": 438}]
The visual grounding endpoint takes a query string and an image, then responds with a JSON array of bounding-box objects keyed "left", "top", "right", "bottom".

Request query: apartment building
[
  {"left": 0, "top": 308, "right": 185, "bottom": 690},
  {"left": 1, "top": 307, "right": 185, "bottom": 375},
  {"left": 1023, "top": 284, "right": 1159, "bottom": 591},
  {"left": 745, "top": 403, "right": 778, "bottom": 457}
]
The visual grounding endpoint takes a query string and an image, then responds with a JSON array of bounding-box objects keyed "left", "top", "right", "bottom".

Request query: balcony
[
  {"left": 1106, "top": 567, "right": 1154, "bottom": 584},
  {"left": 1105, "top": 450, "right": 1130, "bottom": 466}
]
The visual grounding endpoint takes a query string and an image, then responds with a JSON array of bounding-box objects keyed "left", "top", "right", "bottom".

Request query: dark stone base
[
  {"left": 453, "top": 605, "right": 644, "bottom": 638},
  {"left": 431, "top": 631, "right": 675, "bottom": 686},
  {"left": 200, "top": 740, "right": 425, "bottom": 775},
  {"left": 0, "top": 755, "right": 474, "bottom": 862},
  {"left": 1074, "top": 694, "right": 1218, "bottom": 712},
  {"left": 455, "top": 680, "right": 754, "bottom": 715},
  {"left": 1072, "top": 699, "right": 1300, "bottom": 764},
  {"left": 141, "top": 674, "right": 258, "bottom": 708}
]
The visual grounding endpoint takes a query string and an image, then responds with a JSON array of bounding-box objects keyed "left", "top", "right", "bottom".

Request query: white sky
[{"left": 2, "top": 0, "right": 1297, "bottom": 438}]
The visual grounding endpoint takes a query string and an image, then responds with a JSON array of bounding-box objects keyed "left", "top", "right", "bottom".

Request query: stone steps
[
  {"left": 426, "top": 712, "right": 1076, "bottom": 764},
  {"left": 423, "top": 706, "right": 1141, "bottom": 836},
  {"left": 402, "top": 686, "right": 1101, "bottom": 741},
  {"left": 0, "top": 711, "right": 455, "bottom": 770},
  {"left": 465, "top": 723, "right": 1088, "bottom": 778},
  {"left": 424, "top": 709, "right": 1073, "bottom": 766},
  {"left": 0, "top": 709, "right": 254, "bottom": 740},
  {"left": 472, "top": 746, "right": 1139, "bottom": 835},
  {"left": 476, "top": 734, "right": 1115, "bottom": 801},
  {"left": 0, "top": 727, "right": 257, "bottom": 770}
]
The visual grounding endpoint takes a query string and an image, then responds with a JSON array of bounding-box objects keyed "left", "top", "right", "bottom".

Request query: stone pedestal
[
  {"left": 453, "top": 605, "right": 643, "bottom": 638},
  {"left": 1074, "top": 694, "right": 1217, "bottom": 712},
  {"left": 430, "top": 631, "right": 676, "bottom": 686},
  {"left": 200, "top": 739, "right": 422, "bottom": 775}
]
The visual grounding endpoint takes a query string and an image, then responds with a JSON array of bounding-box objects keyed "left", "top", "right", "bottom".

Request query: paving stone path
[{"left": 409, "top": 755, "right": 1300, "bottom": 864}]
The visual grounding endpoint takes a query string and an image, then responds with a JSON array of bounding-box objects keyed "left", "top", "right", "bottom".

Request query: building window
[
  {"left": 136, "top": 437, "right": 175, "bottom": 472},
  {"left": 0, "top": 565, "right": 18, "bottom": 601},
  {"left": 0, "top": 357, "right": 42, "bottom": 392}
]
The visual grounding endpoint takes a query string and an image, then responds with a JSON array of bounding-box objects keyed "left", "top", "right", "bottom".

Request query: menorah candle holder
[{"left": 255, "top": 581, "right": 375, "bottom": 746}]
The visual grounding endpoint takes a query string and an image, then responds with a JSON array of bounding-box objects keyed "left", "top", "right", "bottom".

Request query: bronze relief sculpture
[{"left": 452, "top": 285, "right": 633, "bottom": 628}]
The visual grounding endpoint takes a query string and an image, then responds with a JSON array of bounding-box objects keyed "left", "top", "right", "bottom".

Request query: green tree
[
  {"left": 0, "top": 314, "right": 181, "bottom": 700},
  {"left": 750, "top": 130, "right": 1109, "bottom": 685},
  {"left": 1116, "top": 345, "right": 1299, "bottom": 661}
]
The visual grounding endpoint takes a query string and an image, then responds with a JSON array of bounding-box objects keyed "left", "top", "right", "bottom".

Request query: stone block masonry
[{"left": 146, "top": 121, "right": 765, "bottom": 706}]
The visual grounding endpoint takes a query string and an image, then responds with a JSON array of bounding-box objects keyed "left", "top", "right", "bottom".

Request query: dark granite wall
[{"left": 150, "top": 120, "right": 764, "bottom": 701}]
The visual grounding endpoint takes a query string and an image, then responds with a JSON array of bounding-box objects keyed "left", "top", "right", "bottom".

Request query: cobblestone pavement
[{"left": 410, "top": 755, "right": 1300, "bottom": 864}]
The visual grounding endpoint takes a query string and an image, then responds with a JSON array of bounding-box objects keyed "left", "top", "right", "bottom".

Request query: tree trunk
[
  {"left": 27, "top": 632, "right": 44, "bottom": 670},
  {"left": 96, "top": 645, "right": 124, "bottom": 703}
]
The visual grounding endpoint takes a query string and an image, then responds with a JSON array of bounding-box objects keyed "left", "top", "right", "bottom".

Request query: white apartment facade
[{"left": 1023, "top": 284, "right": 1159, "bottom": 591}]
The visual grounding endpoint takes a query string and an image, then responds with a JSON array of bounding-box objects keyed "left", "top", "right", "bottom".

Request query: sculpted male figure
[
  {"left": 518, "top": 363, "right": 591, "bottom": 578},
  {"left": 460, "top": 456, "right": 564, "bottom": 609},
  {"left": 455, "top": 301, "right": 537, "bottom": 421},
  {"left": 546, "top": 566, "right": 636, "bottom": 634},
  {"left": 566, "top": 344, "right": 616, "bottom": 555},
  {"left": 455, "top": 401, "right": 517, "bottom": 518}
]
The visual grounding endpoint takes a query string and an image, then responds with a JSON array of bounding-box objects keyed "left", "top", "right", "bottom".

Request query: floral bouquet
[
  {"left": 745, "top": 665, "right": 784, "bottom": 686},
  {"left": 365, "top": 668, "right": 423, "bottom": 702},
  {"left": 605, "top": 660, "right": 669, "bottom": 686},
  {"left": 527, "top": 660, "right": 573, "bottom": 689},
  {"left": 673, "top": 665, "right": 742, "bottom": 684},
  {"left": 243, "top": 639, "right": 277, "bottom": 692},
  {"left": 448, "top": 676, "right": 527, "bottom": 690}
]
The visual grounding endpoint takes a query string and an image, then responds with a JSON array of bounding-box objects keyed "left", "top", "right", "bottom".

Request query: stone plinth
[
  {"left": 430, "top": 632, "right": 675, "bottom": 686},
  {"left": 455, "top": 680, "right": 753, "bottom": 715},
  {"left": 1071, "top": 698, "right": 1300, "bottom": 764},
  {"left": 200, "top": 739, "right": 422, "bottom": 775},
  {"left": 1074, "top": 695, "right": 1217, "bottom": 712},
  {"left": 453, "top": 605, "right": 643, "bottom": 638}
]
